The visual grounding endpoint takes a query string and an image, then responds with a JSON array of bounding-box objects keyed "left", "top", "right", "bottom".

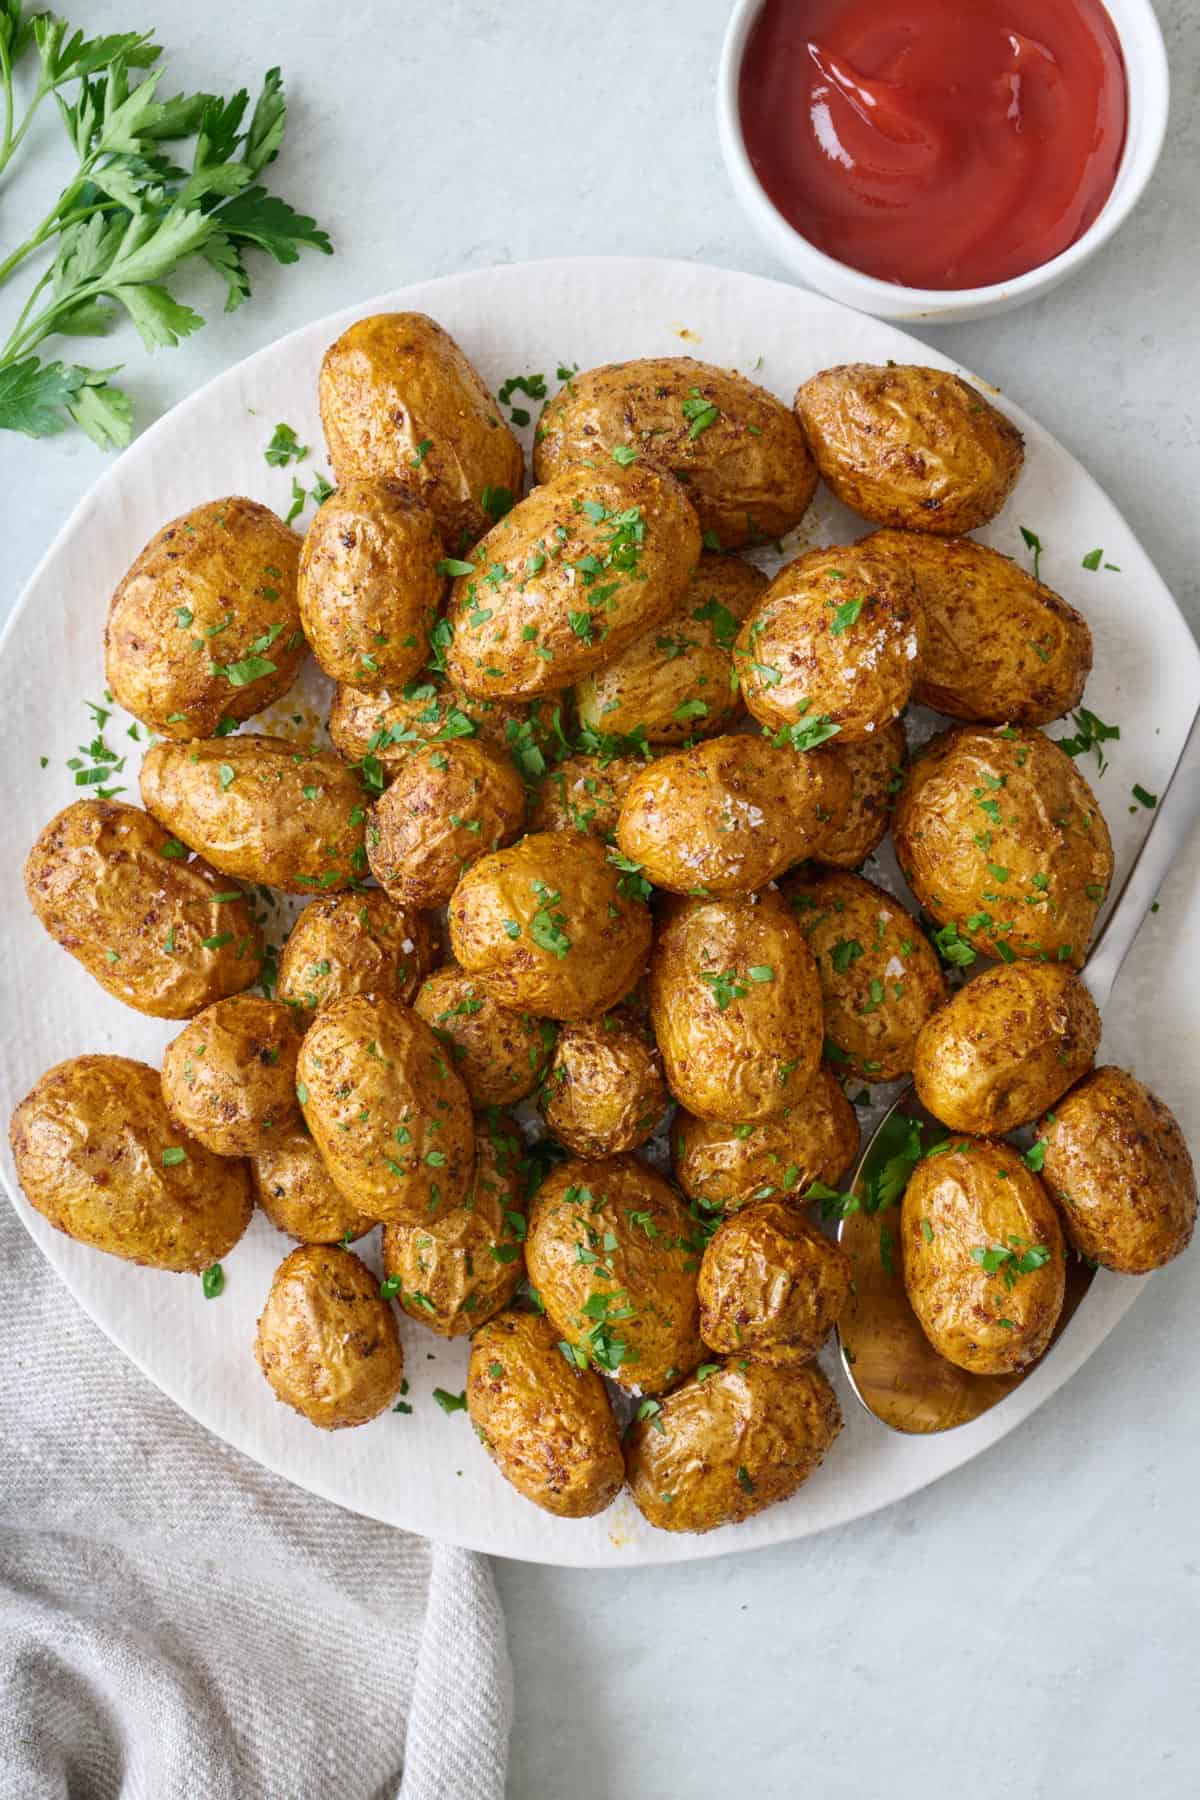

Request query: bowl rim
[{"left": 716, "top": 0, "right": 1171, "bottom": 313}]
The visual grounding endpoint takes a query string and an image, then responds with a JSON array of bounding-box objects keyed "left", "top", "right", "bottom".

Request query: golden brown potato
[
  {"left": 864, "top": 530, "right": 1092, "bottom": 725},
  {"left": 25, "top": 798, "right": 263, "bottom": 1018},
  {"left": 328, "top": 678, "right": 562, "bottom": 779},
  {"left": 673, "top": 1064, "right": 859, "bottom": 1212},
  {"left": 795, "top": 363, "right": 1024, "bottom": 535},
  {"left": 817, "top": 720, "right": 907, "bottom": 869},
  {"left": 698, "top": 1201, "right": 851, "bottom": 1360},
  {"left": 443, "top": 461, "right": 701, "bottom": 699},
  {"left": 625, "top": 1358, "right": 841, "bottom": 1533},
  {"left": 534, "top": 356, "right": 817, "bottom": 549},
  {"left": 537, "top": 1007, "right": 668, "bottom": 1159},
  {"left": 297, "top": 477, "right": 443, "bottom": 688},
  {"left": 1039, "top": 1067, "right": 1197, "bottom": 1274},
  {"left": 252, "top": 1127, "right": 377, "bottom": 1244},
  {"left": 105, "top": 496, "right": 305, "bottom": 741},
  {"left": 614, "top": 734, "right": 852, "bottom": 898},
  {"left": 528, "top": 752, "right": 648, "bottom": 840},
  {"left": 318, "top": 311, "right": 523, "bottom": 550},
  {"left": 735, "top": 546, "right": 922, "bottom": 744},
  {"left": 254, "top": 1244, "right": 404, "bottom": 1429},
  {"left": 9, "top": 1055, "right": 251, "bottom": 1272},
  {"left": 447, "top": 831, "right": 652, "bottom": 1020},
  {"left": 649, "top": 888, "right": 823, "bottom": 1123},
  {"left": 277, "top": 890, "right": 440, "bottom": 1017},
  {"left": 893, "top": 725, "right": 1113, "bottom": 967},
  {"left": 140, "top": 736, "right": 367, "bottom": 894},
  {"left": 781, "top": 867, "right": 947, "bottom": 1080},
  {"left": 413, "top": 964, "right": 555, "bottom": 1107},
  {"left": 381, "top": 1113, "right": 526, "bottom": 1333},
  {"left": 365, "top": 739, "right": 526, "bottom": 909},
  {"left": 913, "top": 962, "right": 1101, "bottom": 1135},
  {"left": 901, "top": 1138, "right": 1065, "bottom": 1375},
  {"left": 161, "top": 995, "right": 305, "bottom": 1156},
  {"left": 467, "top": 1309, "right": 624, "bottom": 1518},
  {"left": 575, "top": 554, "right": 766, "bottom": 744},
  {"left": 297, "top": 993, "right": 474, "bottom": 1223}
]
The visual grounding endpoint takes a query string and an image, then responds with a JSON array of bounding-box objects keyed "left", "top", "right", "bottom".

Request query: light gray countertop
[{"left": 2, "top": 4, "right": 1197, "bottom": 1797}]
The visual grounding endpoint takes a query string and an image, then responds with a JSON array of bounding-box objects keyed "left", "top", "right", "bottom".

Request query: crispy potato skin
[
  {"left": 251, "top": 1127, "right": 377, "bottom": 1244},
  {"left": 297, "top": 994, "right": 474, "bottom": 1224},
  {"left": 625, "top": 1357, "right": 841, "bottom": 1533},
  {"left": 795, "top": 363, "right": 1024, "bottom": 535},
  {"left": 649, "top": 889, "right": 823, "bottom": 1123},
  {"left": 735, "top": 547, "right": 922, "bottom": 743},
  {"left": 255, "top": 1244, "right": 404, "bottom": 1429},
  {"left": 863, "top": 529, "right": 1092, "bottom": 725},
  {"left": 140, "top": 735, "right": 367, "bottom": 894},
  {"left": 161, "top": 995, "right": 305, "bottom": 1156},
  {"left": 893, "top": 726, "right": 1113, "bottom": 967},
  {"left": 318, "top": 312, "right": 523, "bottom": 549},
  {"left": 1039, "top": 1067, "right": 1197, "bottom": 1274},
  {"left": 366, "top": 739, "right": 526, "bottom": 909},
  {"left": 381, "top": 1115, "right": 527, "bottom": 1334},
  {"left": 673, "top": 1063, "right": 859, "bottom": 1211},
  {"left": 528, "top": 752, "right": 647, "bottom": 840},
  {"left": 913, "top": 962, "right": 1101, "bottom": 1135},
  {"left": 278, "top": 890, "right": 440, "bottom": 1017},
  {"left": 901, "top": 1139, "right": 1065, "bottom": 1375},
  {"left": 413, "top": 964, "right": 555, "bottom": 1107},
  {"left": 782, "top": 867, "right": 947, "bottom": 1080},
  {"left": 575, "top": 554, "right": 765, "bottom": 744},
  {"left": 538, "top": 1007, "right": 668, "bottom": 1159},
  {"left": 533, "top": 356, "right": 818, "bottom": 549},
  {"left": 698, "top": 1200, "right": 851, "bottom": 1359},
  {"left": 444, "top": 462, "right": 701, "bottom": 699},
  {"left": 25, "top": 798, "right": 263, "bottom": 1018},
  {"left": 447, "top": 831, "right": 652, "bottom": 1020},
  {"left": 615, "top": 734, "right": 852, "bottom": 897},
  {"left": 817, "top": 720, "right": 907, "bottom": 869},
  {"left": 105, "top": 496, "right": 305, "bottom": 740},
  {"left": 467, "top": 1310, "right": 624, "bottom": 1518},
  {"left": 297, "top": 478, "right": 444, "bottom": 688},
  {"left": 526, "top": 1154, "right": 703, "bottom": 1393},
  {"left": 328, "top": 678, "right": 562, "bottom": 777},
  {"left": 9, "top": 1055, "right": 251, "bottom": 1272}
]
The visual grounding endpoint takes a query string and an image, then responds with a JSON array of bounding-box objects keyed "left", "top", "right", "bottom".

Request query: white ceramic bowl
[{"left": 717, "top": 0, "right": 1170, "bottom": 323}]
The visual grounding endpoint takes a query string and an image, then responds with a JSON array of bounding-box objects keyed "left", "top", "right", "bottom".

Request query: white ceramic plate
[{"left": 3, "top": 257, "right": 1198, "bottom": 1567}]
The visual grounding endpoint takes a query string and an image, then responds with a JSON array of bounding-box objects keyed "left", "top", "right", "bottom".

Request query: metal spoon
[{"left": 836, "top": 705, "right": 1200, "bottom": 1434}]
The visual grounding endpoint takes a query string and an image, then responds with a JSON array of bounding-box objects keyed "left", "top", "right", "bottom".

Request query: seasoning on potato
[
  {"left": 537, "top": 1006, "right": 668, "bottom": 1159},
  {"left": 365, "top": 738, "right": 526, "bottom": 909},
  {"left": 161, "top": 995, "right": 305, "bottom": 1156},
  {"left": 816, "top": 720, "right": 907, "bottom": 869},
  {"left": 254, "top": 1243, "right": 405, "bottom": 1430},
  {"left": 252, "top": 1126, "right": 377, "bottom": 1245},
  {"left": 528, "top": 751, "right": 648, "bottom": 840},
  {"left": 673, "top": 1063, "right": 859, "bottom": 1212},
  {"left": 328, "top": 677, "right": 562, "bottom": 780},
  {"left": 413, "top": 963, "right": 556, "bottom": 1107},
  {"left": 698, "top": 1201, "right": 852, "bottom": 1361},
  {"left": 277, "top": 890, "right": 440, "bottom": 1017}
]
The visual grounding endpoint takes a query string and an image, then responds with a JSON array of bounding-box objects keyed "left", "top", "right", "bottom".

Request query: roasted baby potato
[
  {"left": 328, "top": 678, "right": 562, "bottom": 778},
  {"left": 625, "top": 1357, "right": 841, "bottom": 1533},
  {"left": 105, "top": 496, "right": 305, "bottom": 740},
  {"left": 413, "top": 963, "right": 555, "bottom": 1107},
  {"left": 297, "top": 477, "right": 444, "bottom": 688},
  {"left": 161, "top": 995, "right": 305, "bottom": 1156},
  {"left": 251, "top": 1127, "right": 377, "bottom": 1244},
  {"left": 318, "top": 311, "right": 523, "bottom": 549},
  {"left": 444, "top": 461, "right": 701, "bottom": 699},
  {"left": 795, "top": 363, "right": 1024, "bottom": 535},
  {"left": 864, "top": 530, "right": 1092, "bottom": 725},
  {"left": 649, "top": 888, "right": 823, "bottom": 1122},
  {"left": 913, "top": 962, "right": 1101, "bottom": 1135},
  {"left": 366, "top": 738, "right": 526, "bottom": 908},
  {"left": 901, "top": 1138, "right": 1065, "bottom": 1375},
  {"left": 1039, "top": 1067, "right": 1197, "bottom": 1274},
  {"left": 448, "top": 830, "right": 652, "bottom": 1020},
  {"left": 254, "top": 1243, "right": 404, "bottom": 1429},
  {"left": 528, "top": 751, "right": 648, "bottom": 840},
  {"left": 467, "top": 1309, "right": 624, "bottom": 1518},
  {"left": 533, "top": 356, "right": 818, "bottom": 549},
  {"left": 25, "top": 798, "right": 263, "bottom": 1018},
  {"left": 141, "top": 736, "right": 368, "bottom": 894},
  {"left": 817, "top": 720, "right": 907, "bottom": 869},
  {"left": 673, "top": 1063, "right": 859, "bottom": 1212},
  {"left": 537, "top": 1007, "right": 668, "bottom": 1158},
  {"left": 698, "top": 1200, "right": 852, "bottom": 1360},
  {"left": 575, "top": 554, "right": 766, "bottom": 744},
  {"left": 277, "top": 890, "right": 440, "bottom": 1016},
  {"left": 527, "top": 1154, "right": 703, "bottom": 1393},
  {"left": 782, "top": 867, "right": 947, "bottom": 1080},
  {"left": 893, "top": 725, "right": 1113, "bottom": 967},
  {"left": 297, "top": 993, "right": 474, "bottom": 1223},
  {"left": 9, "top": 1054, "right": 251, "bottom": 1272},
  {"left": 735, "top": 546, "right": 922, "bottom": 744},
  {"left": 614, "top": 734, "right": 852, "bottom": 897}
]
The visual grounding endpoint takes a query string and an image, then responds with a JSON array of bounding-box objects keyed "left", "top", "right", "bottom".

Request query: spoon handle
[{"left": 1084, "top": 704, "right": 1200, "bottom": 1009}]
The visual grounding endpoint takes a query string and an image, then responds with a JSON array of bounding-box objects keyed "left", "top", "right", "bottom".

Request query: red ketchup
[{"left": 739, "top": 0, "right": 1128, "bottom": 290}]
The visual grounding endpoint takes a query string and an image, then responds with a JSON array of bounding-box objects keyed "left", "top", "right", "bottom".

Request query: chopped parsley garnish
[{"left": 264, "top": 422, "right": 308, "bottom": 467}]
